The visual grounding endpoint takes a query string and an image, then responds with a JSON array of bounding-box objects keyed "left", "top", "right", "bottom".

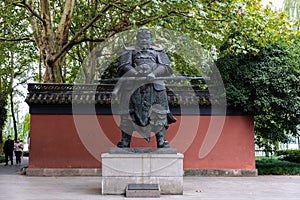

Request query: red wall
[{"left": 29, "top": 114, "right": 255, "bottom": 169}]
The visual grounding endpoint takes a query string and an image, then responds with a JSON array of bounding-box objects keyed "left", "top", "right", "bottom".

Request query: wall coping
[{"left": 25, "top": 83, "right": 250, "bottom": 116}]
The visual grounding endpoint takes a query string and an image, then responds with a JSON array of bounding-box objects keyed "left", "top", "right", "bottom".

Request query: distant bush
[
  {"left": 0, "top": 155, "right": 5, "bottom": 163},
  {"left": 256, "top": 158, "right": 300, "bottom": 175},
  {"left": 23, "top": 151, "right": 29, "bottom": 157},
  {"left": 276, "top": 149, "right": 300, "bottom": 163}
]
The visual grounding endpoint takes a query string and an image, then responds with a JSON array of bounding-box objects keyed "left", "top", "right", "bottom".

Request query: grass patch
[{"left": 256, "top": 158, "right": 300, "bottom": 175}]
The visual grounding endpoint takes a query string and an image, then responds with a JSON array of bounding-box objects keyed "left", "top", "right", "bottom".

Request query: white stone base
[{"left": 101, "top": 152, "right": 184, "bottom": 195}]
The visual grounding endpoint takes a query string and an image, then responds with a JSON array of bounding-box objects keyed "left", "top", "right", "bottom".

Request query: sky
[{"left": 261, "top": 0, "right": 284, "bottom": 10}]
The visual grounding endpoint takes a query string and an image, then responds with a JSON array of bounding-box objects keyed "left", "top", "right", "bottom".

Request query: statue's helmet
[
  {"left": 137, "top": 28, "right": 152, "bottom": 38},
  {"left": 137, "top": 28, "right": 152, "bottom": 44},
  {"left": 137, "top": 28, "right": 152, "bottom": 47}
]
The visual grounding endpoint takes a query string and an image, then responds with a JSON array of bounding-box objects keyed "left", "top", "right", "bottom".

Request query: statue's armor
[
  {"left": 118, "top": 46, "right": 172, "bottom": 76},
  {"left": 117, "top": 46, "right": 175, "bottom": 140},
  {"left": 133, "top": 49, "right": 156, "bottom": 66}
]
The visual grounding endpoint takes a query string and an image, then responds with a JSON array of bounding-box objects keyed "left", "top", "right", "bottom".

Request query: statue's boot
[
  {"left": 117, "top": 131, "right": 132, "bottom": 148},
  {"left": 156, "top": 129, "right": 170, "bottom": 148}
]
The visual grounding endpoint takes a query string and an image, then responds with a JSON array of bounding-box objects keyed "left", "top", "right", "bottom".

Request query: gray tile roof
[{"left": 25, "top": 83, "right": 211, "bottom": 105}]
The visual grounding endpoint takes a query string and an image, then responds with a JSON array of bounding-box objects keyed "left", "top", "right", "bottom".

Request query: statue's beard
[{"left": 138, "top": 43, "right": 151, "bottom": 49}]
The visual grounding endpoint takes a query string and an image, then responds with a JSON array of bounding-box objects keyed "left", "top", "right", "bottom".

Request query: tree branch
[
  {"left": 204, "top": 6, "right": 228, "bottom": 16},
  {"left": 72, "top": 37, "right": 106, "bottom": 45},
  {"left": 56, "top": 0, "right": 75, "bottom": 45},
  {"left": 50, "top": 2, "right": 115, "bottom": 64},
  {"left": 0, "top": 37, "right": 35, "bottom": 42},
  {"left": 172, "top": 10, "right": 227, "bottom": 22},
  {"left": 31, "top": 16, "right": 43, "bottom": 49},
  {"left": 67, "top": 47, "right": 83, "bottom": 64},
  {"left": 136, "top": 13, "right": 174, "bottom": 26},
  {"left": 12, "top": 1, "right": 46, "bottom": 25},
  {"left": 111, "top": 0, "right": 151, "bottom": 13}
]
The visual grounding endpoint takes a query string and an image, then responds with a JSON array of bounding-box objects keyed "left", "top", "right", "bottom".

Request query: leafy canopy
[{"left": 216, "top": 36, "right": 300, "bottom": 150}]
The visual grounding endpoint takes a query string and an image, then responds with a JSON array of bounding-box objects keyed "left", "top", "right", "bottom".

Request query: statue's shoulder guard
[
  {"left": 123, "top": 46, "right": 136, "bottom": 51},
  {"left": 154, "top": 46, "right": 171, "bottom": 66},
  {"left": 150, "top": 45, "right": 164, "bottom": 51},
  {"left": 119, "top": 46, "right": 134, "bottom": 67}
]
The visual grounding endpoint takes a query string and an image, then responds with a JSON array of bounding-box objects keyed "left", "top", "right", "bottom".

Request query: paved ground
[{"left": 1, "top": 157, "right": 300, "bottom": 200}]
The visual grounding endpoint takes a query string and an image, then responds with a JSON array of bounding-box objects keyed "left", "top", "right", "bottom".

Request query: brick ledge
[
  {"left": 26, "top": 168, "right": 257, "bottom": 177},
  {"left": 26, "top": 168, "right": 102, "bottom": 176},
  {"left": 184, "top": 168, "right": 258, "bottom": 177}
]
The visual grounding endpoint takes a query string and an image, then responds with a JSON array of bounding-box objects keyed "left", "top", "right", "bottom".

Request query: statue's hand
[
  {"left": 147, "top": 72, "right": 155, "bottom": 80},
  {"left": 135, "top": 64, "right": 145, "bottom": 74},
  {"left": 128, "top": 69, "right": 138, "bottom": 76},
  {"left": 136, "top": 64, "right": 151, "bottom": 75},
  {"left": 144, "top": 64, "right": 153, "bottom": 74}
]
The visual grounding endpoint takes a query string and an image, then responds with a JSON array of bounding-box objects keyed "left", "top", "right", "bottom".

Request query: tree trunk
[
  {"left": 43, "top": 57, "right": 64, "bottom": 83},
  {"left": 32, "top": 0, "right": 75, "bottom": 83},
  {"left": 0, "top": 127, "right": 3, "bottom": 150},
  {"left": 85, "top": 53, "right": 97, "bottom": 83},
  {"left": 85, "top": 0, "right": 98, "bottom": 84},
  {"left": 0, "top": 68, "right": 2, "bottom": 146},
  {"left": 0, "top": 128, "right": 2, "bottom": 144},
  {"left": 38, "top": 52, "right": 42, "bottom": 82},
  {"left": 10, "top": 90, "right": 18, "bottom": 141},
  {"left": 9, "top": 52, "right": 18, "bottom": 140}
]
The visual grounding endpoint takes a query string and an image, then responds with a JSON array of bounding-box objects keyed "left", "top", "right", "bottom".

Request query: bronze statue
[{"left": 116, "top": 28, "right": 176, "bottom": 148}]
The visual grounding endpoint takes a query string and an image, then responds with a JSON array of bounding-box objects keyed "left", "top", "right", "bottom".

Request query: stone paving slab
[
  {"left": 0, "top": 173, "right": 299, "bottom": 199},
  {"left": 0, "top": 157, "right": 28, "bottom": 175},
  {"left": 1, "top": 158, "right": 300, "bottom": 200}
]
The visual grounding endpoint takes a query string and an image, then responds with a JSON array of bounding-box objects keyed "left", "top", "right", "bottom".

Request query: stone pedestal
[{"left": 101, "top": 148, "right": 184, "bottom": 195}]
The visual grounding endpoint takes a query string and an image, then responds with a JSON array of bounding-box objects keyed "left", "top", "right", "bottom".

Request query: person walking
[
  {"left": 14, "top": 139, "right": 24, "bottom": 165},
  {"left": 3, "top": 135, "right": 14, "bottom": 166}
]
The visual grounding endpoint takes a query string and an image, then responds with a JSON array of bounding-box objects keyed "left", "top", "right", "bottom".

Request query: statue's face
[{"left": 137, "top": 33, "right": 152, "bottom": 49}]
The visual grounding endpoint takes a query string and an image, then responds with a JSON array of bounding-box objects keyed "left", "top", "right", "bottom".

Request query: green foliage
[
  {"left": 220, "top": 1, "right": 292, "bottom": 56},
  {"left": 0, "top": 154, "right": 5, "bottom": 162},
  {"left": 18, "top": 114, "right": 30, "bottom": 141},
  {"left": 99, "top": 58, "right": 119, "bottom": 80},
  {"left": 155, "top": 0, "right": 292, "bottom": 57},
  {"left": 276, "top": 149, "right": 300, "bottom": 163},
  {"left": 168, "top": 52, "right": 200, "bottom": 76},
  {"left": 1, "top": 0, "right": 293, "bottom": 83},
  {"left": 4, "top": 114, "right": 30, "bottom": 142},
  {"left": 217, "top": 36, "right": 300, "bottom": 150},
  {"left": 0, "top": 0, "right": 38, "bottom": 142},
  {"left": 23, "top": 151, "right": 29, "bottom": 157},
  {"left": 256, "top": 158, "right": 300, "bottom": 175}
]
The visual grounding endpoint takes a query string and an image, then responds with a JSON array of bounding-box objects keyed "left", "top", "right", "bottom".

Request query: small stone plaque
[
  {"left": 128, "top": 183, "right": 159, "bottom": 190},
  {"left": 126, "top": 184, "right": 160, "bottom": 198}
]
